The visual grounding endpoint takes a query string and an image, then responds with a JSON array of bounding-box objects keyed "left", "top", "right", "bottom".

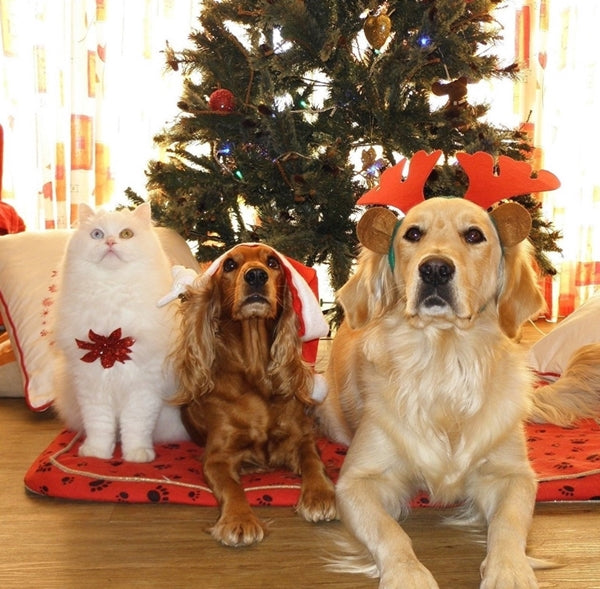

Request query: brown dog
[{"left": 172, "top": 244, "right": 336, "bottom": 546}]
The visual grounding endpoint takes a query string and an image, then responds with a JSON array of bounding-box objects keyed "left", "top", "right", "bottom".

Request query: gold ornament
[{"left": 364, "top": 13, "right": 391, "bottom": 49}]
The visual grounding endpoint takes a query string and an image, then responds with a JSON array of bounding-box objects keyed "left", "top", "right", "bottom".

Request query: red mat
[{"left": 24, "top": 420, "right": 600, "bottom": 506}]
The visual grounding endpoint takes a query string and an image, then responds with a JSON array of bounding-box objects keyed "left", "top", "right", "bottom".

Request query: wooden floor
[{"left": 1, "top": 320, "right": 599, "bottom": 588}]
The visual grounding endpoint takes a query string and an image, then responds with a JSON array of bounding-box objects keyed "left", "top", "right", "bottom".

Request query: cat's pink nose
[{"left": 105, "top": 236, "right": 117, "bottom": 246}]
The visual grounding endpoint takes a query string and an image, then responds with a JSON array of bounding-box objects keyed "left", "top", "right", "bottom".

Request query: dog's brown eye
[
  {"left": 223, "top": 258, "right": 237, "bottom": 272},
  {"left": 267, "top": 256, "right": 280, "bottom": 269},
  {"left": 464, "top": 228, "right": 485, "bottom": 244},
  {"left": 403, "top": 226, "right": 423, "bottom": 242}
]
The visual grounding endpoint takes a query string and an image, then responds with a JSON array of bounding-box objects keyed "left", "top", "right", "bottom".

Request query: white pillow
[
  {"left": 528, "top": 292, "right": 600, "bottom": 376},
  {"left": 0, "top": 227, "right": 199, "bottom": 410}
]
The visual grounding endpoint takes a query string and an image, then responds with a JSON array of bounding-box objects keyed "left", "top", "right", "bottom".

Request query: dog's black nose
[
  {"left": 244, "top": 267, "right": 269, "bottom": 287},
  {"left": 419, "top": 258, "right": 455, "bottom": 285}
]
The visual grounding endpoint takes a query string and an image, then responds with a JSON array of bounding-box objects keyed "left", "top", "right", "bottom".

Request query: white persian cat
[{"left": 52, "top": 202, "right": 189, "bottom": 462}]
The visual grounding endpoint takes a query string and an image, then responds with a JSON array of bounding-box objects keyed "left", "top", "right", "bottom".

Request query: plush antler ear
[
  {"left": 489, "top": 201, "right": 532, "bottom": 247},
  {"left": 356, "top": 207, "right": 399, "bottom": 254},
  {"left": 357, "top": 150, "right": 442, "bottom": 212}
]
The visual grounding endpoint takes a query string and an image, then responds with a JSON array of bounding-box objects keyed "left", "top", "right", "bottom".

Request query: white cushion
[{"left": 528, "top": 292, "right": 600, "bottom": 376}]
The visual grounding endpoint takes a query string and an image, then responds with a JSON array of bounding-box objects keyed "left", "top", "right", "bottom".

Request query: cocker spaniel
[
  {"left": 172, "top": 243, "right": 336, "bottom": 546},
  {"left": 316, "top": 152, "right": 564, "bottom": 588}
]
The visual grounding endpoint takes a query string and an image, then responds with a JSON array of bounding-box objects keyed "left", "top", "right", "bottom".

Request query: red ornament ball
[{"left": 209, "top": 89, "right": 235, "bottom": 112}]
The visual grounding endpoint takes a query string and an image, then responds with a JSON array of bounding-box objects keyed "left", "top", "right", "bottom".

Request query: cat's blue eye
[
  {"left": 119, "top": 228, "right": 134, "bottom": 239},
  {"left": 90, "top": 228, "right": 104, "bottom": 240}
]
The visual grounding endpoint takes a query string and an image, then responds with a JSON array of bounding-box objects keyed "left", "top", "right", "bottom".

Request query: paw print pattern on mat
[
  {"left": 89, "top": 479, "right": 112, "bottom": 492},
  {"left": 559, "top": 485, "right": 575, "bottom": 497},
  {"left": 147, "top": 485, "right": 169, "bottom": 503},
  {"left": 36, "top": 461, "right": 53, "bottom": 473},
  {"left": 257, "top": 494, "right": 273, "bottom": 506}
]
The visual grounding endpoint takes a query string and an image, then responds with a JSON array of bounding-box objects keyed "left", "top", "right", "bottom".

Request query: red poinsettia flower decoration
[{"left": 76, "top": 328, "right": 136, "bottom": 369}]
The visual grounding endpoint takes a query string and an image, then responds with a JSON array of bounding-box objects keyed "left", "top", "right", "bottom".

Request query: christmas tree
[{"left": 128, "top": 0, "right": 561, "bottom": 296}]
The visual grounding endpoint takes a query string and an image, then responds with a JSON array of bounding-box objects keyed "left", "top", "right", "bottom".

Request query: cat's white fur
[{"left": 52, "top": 203, "right": 189, "bottom": 462}]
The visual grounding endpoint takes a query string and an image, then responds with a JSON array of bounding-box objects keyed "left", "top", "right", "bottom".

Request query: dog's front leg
[
  {"left": 475, "top": 468, "right": 538, "bottom": 589},
  {"left": 337, "top": 471, "right": 439, "bottom": 589},
  {"left": 295, "top": 436, "right": 337, "bottom": 522},
  {"left": 203, "top": 453, "right": 267, "bottom": 547},
  {"left": 336, "top": 428, "right": 439, "bottom": 589}
]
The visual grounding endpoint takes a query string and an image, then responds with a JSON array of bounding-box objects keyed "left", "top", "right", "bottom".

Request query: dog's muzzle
[
  {"left": 242, "top": 266, "right": 271, "bottom": 307},
  {"left": 245, "top": 267, "right": 268, "bottom": 289},
  {"left": 417, "top": 256, "right": 455, "bottom": 309}
]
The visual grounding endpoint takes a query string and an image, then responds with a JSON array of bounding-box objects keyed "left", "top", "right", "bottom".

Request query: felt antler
[
  {"left": 457, "top": 151, "right": 561, "bottom": 209},
  {"left": 357, "top": 150, "right": 443, "bottom": 212}
]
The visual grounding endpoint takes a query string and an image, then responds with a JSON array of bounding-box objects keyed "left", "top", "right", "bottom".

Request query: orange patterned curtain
[
  {"left": 0, "top": 0, "right": 198, "bottom": 229},
  {"left": 514, "top": 1, "right": 600, "bottom": 318}
]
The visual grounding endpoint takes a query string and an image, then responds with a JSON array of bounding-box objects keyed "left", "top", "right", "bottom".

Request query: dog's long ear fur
[
  {"left": 339, "top": 207, "right": 401, "bottom": 329},
  {"left": 171, "top": 278, "right": 220, "bottom": 403},
  {"left": 497, "top": 240, "right": 545, "bottom": 339},
  {"left": 337, "top": 247, "right": 398, "bottom": 330},
  {"left": 270, "top": 287, "right": 314, "bottom": 405},
  {"left": 488, "top": 200, "right": 545, "bottom": 339}
]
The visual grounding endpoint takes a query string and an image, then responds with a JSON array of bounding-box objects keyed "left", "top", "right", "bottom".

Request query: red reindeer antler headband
[{"left": 357, "top": 150, "right": 561, "bottom": 212}]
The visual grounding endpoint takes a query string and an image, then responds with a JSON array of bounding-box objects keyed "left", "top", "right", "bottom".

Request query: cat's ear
[
  {"left": 133, "top": 202, "right": 152, "bottom": 224},
  {"left": 78, "top": 203, "right": 95, "bottom": 223}
]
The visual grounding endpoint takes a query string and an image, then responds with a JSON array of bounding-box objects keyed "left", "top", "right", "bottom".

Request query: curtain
[
  {"left": 0, "top": 0, "right": 198, "bottom": 229},
  {"left": 514, "top": 0, "right": 600, "bottom": 318}
]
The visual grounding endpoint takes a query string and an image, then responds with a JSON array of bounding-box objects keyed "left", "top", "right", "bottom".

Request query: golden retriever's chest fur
[{"left": 348, "top": 317, "right": 532, "bottom": 502}]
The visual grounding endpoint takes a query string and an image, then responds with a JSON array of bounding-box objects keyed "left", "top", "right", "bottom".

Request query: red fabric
[
  {"left": 283, "top": 257, "right": 322, "bottom": 366},
  {"left": 0, "top": 201, "right": 25, "bottom": 235},
  {"left": 24, "top": 419, "right": 600, "bottom": 506}
]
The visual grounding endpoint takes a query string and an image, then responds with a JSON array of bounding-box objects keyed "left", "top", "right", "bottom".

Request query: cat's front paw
[
  {"left": 123, "top": 446, "right": 156, "bottom": 463},
  {"left": 79, "top": 440, "right": 115, "bottom": 460}
]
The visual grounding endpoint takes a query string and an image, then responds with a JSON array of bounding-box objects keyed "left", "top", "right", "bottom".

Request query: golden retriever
[
  {"left": 172, "top": 244, "right": 336, "bottom": 547},
  {"left": 317, "top": 196, "right": 548, "bottom": 588}
]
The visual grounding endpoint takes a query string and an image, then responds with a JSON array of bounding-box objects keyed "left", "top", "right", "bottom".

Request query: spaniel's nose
[
  {"left": 244, "top": 267, "right": 269, "bottom": 287},
  {"left": 419, "top": 257, "right": 455, "bottom": 285}
]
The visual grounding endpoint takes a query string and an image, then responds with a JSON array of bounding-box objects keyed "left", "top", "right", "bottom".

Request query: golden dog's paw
[
  {"left": 379, "top": 561, "right": 440, "bottom": 589},
  {"left": 296, "top": 483, "right": 337, "bottom": 522},
  {"left": 480, "top": 555, "right": 538, "bottom": 589},
  {"left": 210, "top": 512, "right": 268, "bottom": 547}
]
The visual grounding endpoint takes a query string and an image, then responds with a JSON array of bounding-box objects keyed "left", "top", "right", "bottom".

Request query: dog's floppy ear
[
  {"left": 270, "top": 286, "right": 315, "bottom": 405},
  {"left": 171, "top": 276, "right": 220, "bottom": 403},
  {"left": 488, "top": 200, "right": 544, "bottom": 338},
  {"left": 338, "top": 207, "right": 400, "bottom": 329},
  {"left": 497, "top": 240, "right": 546, "bottom": 339},
  {"left": 489, "top": 200, "right": 532, "bottom": 247}
]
